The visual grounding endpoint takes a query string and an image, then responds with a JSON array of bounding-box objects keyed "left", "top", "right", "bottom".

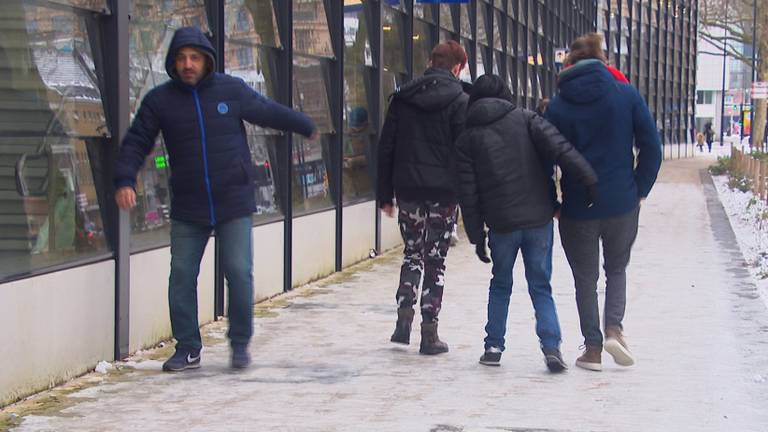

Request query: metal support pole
[
  {"left": 276, "top": 0, "right": 294, "bottom": 292},
  {"left": 373, "top": 0, "right": 383, "bottom": 255},
  {"left": 331, "top": 0, "right": 344, "bottom": 272},
  {"left": 105, "top": 0, "right": 131, "bottom": 360},
  {"left": 719, "top": 0, "right": 729, "bottom": 147},
  {"left": 209, "top": 0, "right": 225, "bottom": 320}
]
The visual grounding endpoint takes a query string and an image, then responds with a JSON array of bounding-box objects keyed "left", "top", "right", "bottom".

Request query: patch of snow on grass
[{"left": 712, "top": 174, "right": 768, "bottom": 309}]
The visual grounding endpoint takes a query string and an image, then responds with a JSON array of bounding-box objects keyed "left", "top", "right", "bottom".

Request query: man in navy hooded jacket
[
  {"left": 114, "top": 27, "right": 316, "bottom": 371},
  {"left": 545, "top": 33, "right": 661, "bottom": 372}
]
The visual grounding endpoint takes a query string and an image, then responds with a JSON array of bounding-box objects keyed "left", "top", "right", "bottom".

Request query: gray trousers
[{"left": 559, "top": 206, "right": 640, "bottom": 347}]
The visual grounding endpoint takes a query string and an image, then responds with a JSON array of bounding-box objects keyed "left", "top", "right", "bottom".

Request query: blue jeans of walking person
[
  {"left": 169, "top": 216, "right": 254, "bottom": 352},
  {"left": 484, "top": 222, "right": 562, "bottom": 352}
]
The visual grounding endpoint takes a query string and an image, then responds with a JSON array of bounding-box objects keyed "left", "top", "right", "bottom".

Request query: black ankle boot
[
  {"left": 419, "top": 320, "right": 449, "bottom": 355},
  {"left": 390, "top": 308, "right": 415, "bottom": 344}
]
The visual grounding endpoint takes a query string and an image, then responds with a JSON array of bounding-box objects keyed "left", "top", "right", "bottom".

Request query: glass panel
[
  {"left": 225, "top": 0, "right": 281, "bottom": 49},
  {"left": 507, "top": 56, "right": 518, "bottom": 101},
  {"left": 460, "top": 38, "right": 473, "bottom": 81},
  {"left": 413, "top": 3, "right": 435, "bottom": 22},
  {"left": 440, "top": 29, "right": 456, "bottom": 43},
  {"left": 413, "top": 19, "right": 435, "bottom": 77},
  {"left": 383, "top": 7, "right": 407, "bottom": 76},
  {"left": 493, "top": 10, "right": 503, "bottom": 51},
  {"left": 0, "top": 3, "right": 109, "bottom": 279},
  {"left": 344, "top": 0, "right": 373, "bottom": 67},
  {"left": 439, "top": 4, "right": 456, "bottom": 32},
  {"left": 293, "top": 56, "right": 333, "bottom": 213},
  {"left": 537, "top": 5, "right": 544, "bottom": 35},
  {"left": 460, "top": 4, "right": 472, "bottom": 38},
  {"left": 494, "top": 50, "right": 503, "bottom": 75},
  {"left": 343, "top": 66, "right": 375, "bottom": 203},
  {"left": 381, "top": 71, "right": 404, "bottom": 114},
  {"left": 225, "top": 6, "right": 283, "bottom": 223},
  {"left": 476, "top": 47, "right": 486, "bottom": 77},
  {"left": 48, "top": 0, "right": 109, "bottom": 12},
  {"left": 384, "top": 0, "right": 405, "bottom": 12},
  {"left": 293, "top": 0, "right": 334, "bottom": 58},
  {"left": 476, "top": 3, "right": 488, "bottom": 45},
  {"left": 507, "top": 19, "right": 516, "bottom": 56},
  {"left": 343, "top": 0, "right": 374, "bottom": 203},
  {"left": 128, "top": 0, "right": 208, "bottom": 250}
]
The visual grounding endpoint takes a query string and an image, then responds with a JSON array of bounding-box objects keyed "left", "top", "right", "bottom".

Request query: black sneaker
[
  {"left": 162, "top": 348, "right": 201, "bottom": 372},
  {"left": 231, "top": 344, "right": 251, "bottom": 370},
  {"left": 479, "top": 347, "right": 502, "bottom": 366},
  {"left": 543, "top": 348, "right": 568, "bottom": 373}
]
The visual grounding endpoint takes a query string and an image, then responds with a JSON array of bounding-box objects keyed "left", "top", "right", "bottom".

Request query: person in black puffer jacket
[
  {"left": 378, "top": 41, "right": 469, "bottom": 356},
  {"left": 113, "top": 27, "right": 316, "bottom": 372},
  {"left": 455, "top": 74, "right": 597, "bottom": 371}
]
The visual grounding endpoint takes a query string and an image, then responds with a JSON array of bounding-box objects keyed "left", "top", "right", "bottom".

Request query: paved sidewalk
[{"left": 4, "top": 157, "right": 768, "bottom": 432}]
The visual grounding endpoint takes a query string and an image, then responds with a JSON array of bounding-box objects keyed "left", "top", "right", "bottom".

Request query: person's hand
[
  {"left": 585, "top": 184, "right": 599, "bottom": 208},
  {"left": 475, "top": 235, "right": 491, "bottom": 264},
  {"left": 307, "top": 129, "right": 320, "bottom": 144},
  {"left": 115, "top": 186, "right": 137, "bottom": 210},
  {"left": 382, "top": 203, "right": 395, "bottom": 218}
]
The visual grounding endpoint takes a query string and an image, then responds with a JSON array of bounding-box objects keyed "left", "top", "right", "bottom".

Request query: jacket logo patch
[{"left": 217, "top": 102, "right": 229, "bottom": 115}]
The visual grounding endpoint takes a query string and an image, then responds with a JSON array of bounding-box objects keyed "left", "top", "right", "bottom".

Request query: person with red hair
[{"left": 378, "top": 40, "right": 469, "bottom": 355}]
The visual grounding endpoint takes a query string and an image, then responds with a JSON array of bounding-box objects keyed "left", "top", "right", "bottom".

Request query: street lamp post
[
  {"left": 750, "top": 0, "right": 758, "bottom": 150},
  {"left": 719, "top": 0, "right": 728, "bottom": 147}
]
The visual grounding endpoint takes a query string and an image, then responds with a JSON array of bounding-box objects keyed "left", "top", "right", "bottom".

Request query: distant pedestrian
[
  {"left": 696, "top": 131, "right": 705, "bottom": 152},
  {"left": 704, "top": 122, "right": 714, "bottom": 152},
  {"left": 378, "top": 40, "right": 469, "bottom": 355},
  {"left": 114, "top": 27, "right": 316, "bottom": 372},
  {"left": 455, "top": 74, "right": 598, "bottom": 371},
  {"left": 545, "top": 32, "right": 662, "bottom": 371}
]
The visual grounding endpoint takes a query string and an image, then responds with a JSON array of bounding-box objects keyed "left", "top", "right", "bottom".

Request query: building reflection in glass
[
  {"left": 343, "top": 0, "right": 375, "bottom": 203},
  {"left": 0, "top": 1, "right": 109, "bottom": 279},
  {"left": 225, "top": 0, "right": 283, "bottom": 223},
  {"left": 127, "top": 0, "right": 208, "bottom": 250}
]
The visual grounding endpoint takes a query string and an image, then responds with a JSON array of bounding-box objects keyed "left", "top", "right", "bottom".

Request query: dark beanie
[{"left": 469, "top": 74, "right": 514, "bottom": 106}]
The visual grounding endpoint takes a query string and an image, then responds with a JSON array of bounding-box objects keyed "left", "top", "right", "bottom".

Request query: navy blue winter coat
[
  {"left": 545, "top": 60, "right": 662, "bottom": 220},
  {"left": 114, "top": 27, "right": 314, "bottom": 225}
]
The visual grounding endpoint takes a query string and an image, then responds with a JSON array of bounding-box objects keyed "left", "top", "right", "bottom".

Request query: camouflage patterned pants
[{"left": 396, "top": 200, "right": 458, "bottom": 321}]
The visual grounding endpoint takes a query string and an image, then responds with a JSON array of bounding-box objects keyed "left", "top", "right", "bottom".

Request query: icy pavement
[{"left": 3, "top": 158, "right": 768, "bottom": 432}]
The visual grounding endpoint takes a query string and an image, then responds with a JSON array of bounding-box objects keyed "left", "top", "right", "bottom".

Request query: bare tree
[{"left": 699, "top": 0, "right": 766, "bottom": 148}]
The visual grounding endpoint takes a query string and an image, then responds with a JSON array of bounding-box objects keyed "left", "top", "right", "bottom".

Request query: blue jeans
[
  {"left": 169, "top": 216, "right": 253, "bottom": 351},
  {"left": 484, "top": 222, "right": 562, "bottom": 352}
]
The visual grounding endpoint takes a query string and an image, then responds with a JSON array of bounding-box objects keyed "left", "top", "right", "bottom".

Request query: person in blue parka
[
  {"left": 545, "top": 32, "right": 661, "bottom": 372},
  {"left": 114, "top": 27, "right": 316, "bottom": 372}
]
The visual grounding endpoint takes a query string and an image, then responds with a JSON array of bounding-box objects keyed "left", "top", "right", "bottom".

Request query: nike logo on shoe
[{"left": 187, "top": 353, "right": 200, "bottom": 363}]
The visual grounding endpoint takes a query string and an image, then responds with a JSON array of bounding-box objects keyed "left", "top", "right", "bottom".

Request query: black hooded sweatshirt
[{"left": 377, "top": 67, "right": 469, "bottom": 206}]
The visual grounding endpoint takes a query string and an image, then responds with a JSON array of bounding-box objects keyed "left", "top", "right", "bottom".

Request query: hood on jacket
[
  {"left": 465, "top": 97, "right": 514, "bottom": 128},
  {"left": 165, "top": 26, "right": 217, "bottom": 81},
  {"left": 557, "top": 59, "right": 615, "bottom": 105},
  {"left": 393, "top": 67, "right": 464, "bottom": 111}
]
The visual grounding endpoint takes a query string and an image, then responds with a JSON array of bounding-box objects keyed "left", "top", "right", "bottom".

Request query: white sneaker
[{"left": 604, "top": 326, "right": 635, "bottom": 367}]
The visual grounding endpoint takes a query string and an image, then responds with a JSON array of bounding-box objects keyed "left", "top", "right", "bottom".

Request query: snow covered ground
[
  {"left": 712, "top": 174, "right": 768, "bottom": 310},
  {"left": 2, "top": 155, "right": 768, "bottom": 432}
]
